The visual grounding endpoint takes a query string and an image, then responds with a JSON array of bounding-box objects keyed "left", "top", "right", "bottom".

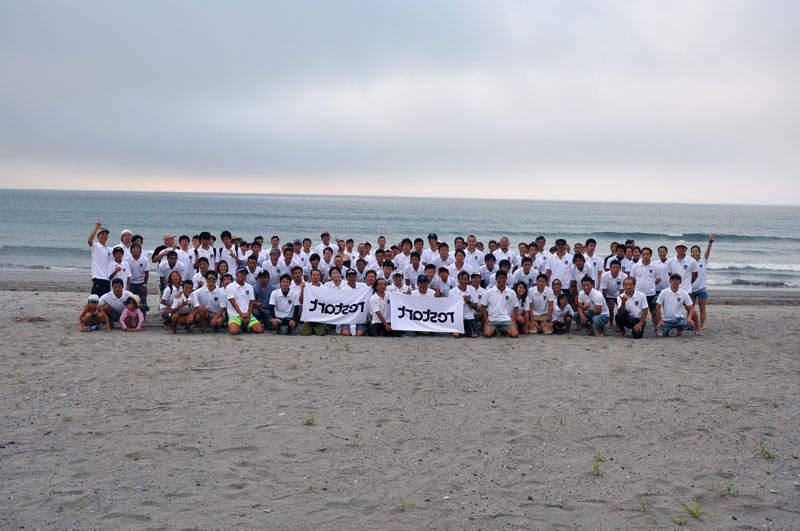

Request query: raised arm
[{"left": 705, "top": 233, "right": 714, "bottom": 260}]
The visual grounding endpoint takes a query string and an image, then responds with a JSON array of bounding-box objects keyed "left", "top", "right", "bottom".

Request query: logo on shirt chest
[
  {"left": 504, "top": 295, "right": 509, "bottom": 301},
  {"left": 634, "top": 301, "right": 639, "bottom": 306},
  {"left": 677, "top": 297, "right": 682, "bottom": 303},
  {"left": 683, "top": 264, "right": 688, "bottom": 270}
]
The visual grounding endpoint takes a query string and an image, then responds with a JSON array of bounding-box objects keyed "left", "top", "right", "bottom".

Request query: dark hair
[
  {"left": 580, "top": 275, "right": 594, "bottom": 286},
  {"left": 197, "top": 257, "right": 209, "bottom": 265},
  {"left": 513, "top": 281, "right": 528, "bottom": 303},
  {"left": 220, "top": 230, "right": 232, "bottom": 239},
  {"left": 585, "top": 238, "right": 596, "bottom": 246}
]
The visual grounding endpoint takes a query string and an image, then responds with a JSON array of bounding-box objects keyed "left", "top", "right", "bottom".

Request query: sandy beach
[{"left": 1, "top": 273, "right": 799, "bottom": 529}]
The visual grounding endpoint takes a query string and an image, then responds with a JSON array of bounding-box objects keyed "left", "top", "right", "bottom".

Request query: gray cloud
[{"left": 1, "top": 1, "right": 799, "bottom": 203}]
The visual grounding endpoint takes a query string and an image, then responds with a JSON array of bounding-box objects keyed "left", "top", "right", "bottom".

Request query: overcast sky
[{"left": 1, "top": 1, "right": 798, "bottom": 204}]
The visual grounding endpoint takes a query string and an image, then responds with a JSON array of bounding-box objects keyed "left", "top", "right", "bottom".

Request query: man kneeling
[
  {"left": 615, "top": 277, "right": 648, "bottom": 339},
  {"left": 482, "top": 270, "right": 520, "bottom": 338}
]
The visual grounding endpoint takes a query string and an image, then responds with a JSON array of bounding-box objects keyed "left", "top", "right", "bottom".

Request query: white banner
[
  {"left": 390, "top": 293, "right": 464, "bottom": 333},
  {"left": 301, "top": 284, "right": 371, "bottom": 325}
]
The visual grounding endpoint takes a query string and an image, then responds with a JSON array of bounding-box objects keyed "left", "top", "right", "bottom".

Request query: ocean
[{"left": 0, "top": 189, "right": 798, "bottom": 289}]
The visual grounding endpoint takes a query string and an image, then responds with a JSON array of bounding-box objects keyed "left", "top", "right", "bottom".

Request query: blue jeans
[{"left": 657, "top": 317, "right": 694, "bottom": 336}]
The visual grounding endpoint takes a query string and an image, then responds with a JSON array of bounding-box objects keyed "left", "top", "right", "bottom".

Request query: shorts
[
  {"left": 91, "top": 278, "right": 111, "bottom": 297},
  {"left": 228, "top": 315, "right": 260, "bottom": 329},
  {"left": 646, "top": 294, "right": 658, "bottom": 312},
  {"left": 175, "top": 314, "right": 192, "bottom": 325},
  {"left": 462, "top": 319, "right": 479, "bottom": 336},
  {"left": 691, "top": 290, "right": 708, "bottom": 300},
  {"left": 605, "top": 297, "right": 617, "bottom": 307},
  {"left": 487, "top": 320, "right": 516, "bottom": 332}
]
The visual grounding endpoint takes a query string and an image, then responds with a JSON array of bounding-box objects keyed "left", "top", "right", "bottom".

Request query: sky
[{"left": 1, "top": 1, "right": 799, "bottom": 204}]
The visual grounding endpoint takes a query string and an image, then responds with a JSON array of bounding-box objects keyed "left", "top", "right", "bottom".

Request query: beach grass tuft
[{"left": 677, "top": 498, "right": 709, "bottom": 519}]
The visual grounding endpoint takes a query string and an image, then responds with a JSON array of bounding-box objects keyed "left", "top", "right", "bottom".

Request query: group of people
[{"left": 82, "top": 221, "right": 714, "bottom": 339}]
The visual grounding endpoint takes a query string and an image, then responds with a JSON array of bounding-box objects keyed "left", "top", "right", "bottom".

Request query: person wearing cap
[
  {"left": 666, "top": 240, "right": 699, "bottom": 294},
  {"left": 388, "top": 268, "right": 410, "bottom": 294},
  {"left": 119, "top": 229, "right": 134, "bottom": 260},
  {"left": 482, "top": 270, "right": 520, "bottom": 338},
  {"left": 79, "top": 293, "right": 109, "bottom": 332},
  {"left": 126, "top": 241, "right": 150, "bottom": 315},
  {"left": 120, "top": 295, "right": 144, "bottom": 332},
  {"left": 99, "top": 278, "right": 134, "bottom": 329},
  {"left": 227, "top": 266, "right": 264, "bottom": 335},
  {"left": 412, "top": 274, "right": 435, "bottom": 297},
  {"left": 191, "top": 271, "right": 228, "bottom": 332},
  {"left": 107, "top": 246, "right": 132, "bottom": 292},
  {"left": 88, "top": 221, "right": 113, "bottom": 297},
  {"left": 153, "top": 234, "right": 178, "bottom": 264},
  {"left": 655, "top": 273, "right": 697, "bottom": 338}
]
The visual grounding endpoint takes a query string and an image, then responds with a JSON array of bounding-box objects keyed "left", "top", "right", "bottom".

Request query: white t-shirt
[
  {"left": 107, "top": 260, "right": 131, "bottom": 288},
  {"left": 269, "top": 288, "right": 298, "bottom": 318},
  {"left": 219, "top": 245, "right": 244, "bottom": 274},
  {"left": 411, "top": 288, "right": 435, "bottom": 297},
  {"left": 570, "top": 263, "right": 596, "bottom": 287},
  {"left": 450, "top": 285, "right": 477, "bottom": 319},
  {"left": 176, "top": 249, "right": 195, "bottom": 280},
  {"left": 157, "top": 261, "right": 187, "bottom": 284},
  {"left": 191, "top": 286, "right": 226, "bottom": 314},
  {"left": 584, "top": 253, "right": 603, "bottom": 285},
  {"left": 126, "top": 254, "right": 150, "bottom": 284},
  {"left": 483, "top": 286, "right": 519, "bottom": 322},
  {"left": 493, "top": 249, "right": 519, "bottom": 269},
  {"left": 226, "top": 281, "right": 255, "bottom": 317},
  {"left": 552, "top": 304, "right": 573, "bottom": 322},
  {"left": 99, "top": 289, "right": 134, "bottom": 315},
  {"left": 91, "top": 242, "right": 112, "bottom": 280},
  {"left": 421, "top": 248, "right": 439, "bottom": 265},
  {"left": 656, "top": 287, "right": 693, "bottom": 320},
  {"left": 403, "top": 263, "right": 424, "bottom": 288},
  {"left": 170, "top": 291, "right": 195, "bottom": 315},
  {"left": 666, "top": 256, "right": 699, "bottom": 293},
  {"left": 465, "top": 249, "right": 485, "bottom": 268},
  {"left": 529, "top": 286, "right": 555, "bottom": 316},
  {"left": 512, "top": 268, "right": 538, "bottom": 289},
  {"left": 546, "top": 253, "right": 574, "bottom": 287},
  {"left": 616, "top": 290, "right": 648, "bottom": 320},
  {"left": 630, "top": 261, "right": 662, "bottom": 297},
  {"left": 194, "top": 247, "right": 217, "bottom": 271},
  {"left": 577, "top": 288, "right": 610, "bottom": 316},
  {"left": 369, "top": 292, "right": 391, "bottom": 322},
  {"left": 600, "top": 272, "right": 628, "bottom": 299},
  {"left": 692, "top": 257, "right": 708, "bottom": 292}
]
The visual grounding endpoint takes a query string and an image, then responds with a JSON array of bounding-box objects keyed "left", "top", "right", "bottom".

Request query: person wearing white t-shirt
[
  {"left": 630, "top": 247, "right": 663, "bottom": 327},
  {"left": 448, "top": 249, "right": 474, "bottom": 279},
  {"left": 690, "top": 234, "right": 714, "bottom": 335},
  {"left": 403, "top": 252, "right": 424, "bottom": 289},
  {"left": 528, "top": 274, "right": 555, "bottom": 334},
  {"left": 600, "top": 260, "right": 628, "bottom": 326},
  {"left": 568, "top": 254, "right": 596, "bottom": 296},
  {"left": 126, "top": 241, "right": 150, "bottom": 314},
  {"left": 512, "top": 257, "right": 538, "bottom": 289},
  {"left": 175, "top": 235, "right": 195, "bottom": 281},
  {"left": 98, "top": 278, "right": 134, "bottom": 328},
  {"left": 583, "top": 238, "right": 603, "bottom": 288},
  {"left": 393, "top": 238, "right": 413, "bottom": 272},
  {"left": 576, "top": 276, "right": 610, "bottom": 336},
  {"left": 227, "top": 267, "right": 264, "bottom": 335},
  {"left": 219, "top": 230, "right": 245, "bottom": 273},
  {"left": 107, "top": 246, "right": 132, "bottom": 291},
  {"left": 655, "top": 273, "right": 696, "bottom": 338},
  {"left": 388, "top": 270, "right": 410, "bottom": 295},
  {"left": 411, "top": 275, "right": 436, "bottom": 297},
  {"left": 157, "top": 251, "right": 187, "bottom": 292},
  {"left": 545, "top": 239, "right": 574, "bottom": 296},
  {"left": 269, "top": 273, "right": 300, "bottom": 334},
  {"left": 368, "top": 278, "right": 400, "bottom": 337},
  {"left": 243, "top": 254, "right": 262, "bottom": 288},
  {"left": 469, "top": 273, "right": 487, "bottom": 328},
  {"left": 666, "top": 240, "right": 699, "bottom": 293},
  {"left": 493, "top": 237, "right": 520, "bottom": 272},
  {"left": 169, "top": 280, "right": 197, "bottom": 333},
  {"left": 464, "top": 235, "right": 485, "bottom": 269},
  {"left": 479, "top": 254, "right": 498, "bottom": 288},
  {"left": 88, "top": 222, "right": 112, "bottom": 296},
  {"left": 615, "top": 277, "right": 649, "bottom": 339},
  {"left": 482, "top": 270, "right": 520, "bottom": 338},
  {"left": 421, "top": 233, "right": 439, "bottom": 266},
  {"left": 190, "top": 272, "right": 227, "bottom": 332},
  {"left": 450, "top": 271, "right": 479, "bottom": 338}
]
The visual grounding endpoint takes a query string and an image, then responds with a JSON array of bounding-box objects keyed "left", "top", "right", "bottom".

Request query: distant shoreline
[{"left": 1, "top": 271, "right": 797, "bottom": 305}]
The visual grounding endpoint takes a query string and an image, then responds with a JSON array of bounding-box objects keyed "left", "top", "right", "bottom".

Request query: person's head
[
  {"left": 573, "top": 253, "right": 585, "bottom": 268},
  {"left": 484, "top": 253, "right": 496, "bottom": 268},
  {"left": 310, "top": 268, "right": 322, "bottom": 284},
  {"left": 269, "top": 247, "right": 281, "bottom": 264},
  {"left": 555, "top": 238, "right": 567, "bottom": 253},
  {"left": 320, "top": 231, "right": 331, "bottom": 245},
  {"left": 498, "top": 259, "right": 511, "bottom": 272},
  {"left": 303, "top": 237, "right": 312, "bottom": 251},
  {"left": 454, "top": 248, "right": 466, "bottom": 263},
  {"left": 200, "top": 231, "right": 211, "bottom": 247},
  {"left": 220, "top": 230, "right": 232, "bottom": 246},
  {"left": 470, "top": 272, "right": 482, "bottom": 288},
  {"left": 97, "top": 226, "right": 110, "bottom": 244},
  {"left": 329, "top": 266, "right": 342, "bottom": 282},
  {"left": 216, "top": 260, "right": 229, "bottom": 275},
  {"left": 691, "top": 245, "right": 701, "bottom": 260},
  {"left": 580, "top": 275, "right": 594, "bottom": 294},
  {"left": 345, "top": 268, "right": 358, "bottom": 286},
  {"left": 132, "top": 234, "right": 143, "bottom": 245},
  {"left": 374, "top": 277, "right": 387, "bottom": 294},
  {"left": 641, "top": 247, "right": 652, "bottom": 263},
  {"left": 610, "top": 241, "right": 618, "bottom": 253},
  {"left": 498, "top": 237, "right": 510, "bottom": 251},
  {"left": 624, "top": 247, "right": 633, "bottom": 260},
  {"left": 205, "top": 271, "right": 218, "bottom": 287},
  {"left": 121, "top": 229, "right": 133, "bottom": 246},
  {"left": 623, "top": 276, "right": 636, "bottom": 295},
  {"left": 221, "top": 273, "right": 233, "bottom": 286},
  {"left": 551, "top": 278, "right": 563, "bottom": 293},
  {"left": 467, "top": 235, "right": 477, "bottom": 250},
  {"left": 495, "top": 269, "right": 508, "bottom": 288},
  {"left": 518, "top": 242, "right": 528, "bottom": 255},
  {"left": 393, "top": 269, "right": 405, "bottom": 286},
  {"left": 615, "top": 246, "right": 626, "bottom": 259},
  {"left": 178, "top": 234, "right": 190, "bottom": 250},
  {"left": 514, "top": 280, "right": 527, "bottom": 300},
  {"left": 536, "top": 273, "right": 548, "bottom": 290},
  {"left": 609, "top": 260, "right": 621, "bottom": 276},
  {"left": 293, "top": 239, "right": 302, "bottom": 253},
  {"left": 669, "top": 272, "right": 682, "bottom": 290},
  {"left": 427, "top": 232, "right": 438, "bottom": 246},
  {"left": 438, "top": 242, "right": 449, "bottom": 258},
  {"left": 454, "top": 236, "right": 465, "bottom": 250},
  {"left": 125, "top": 296, "right": 138, "bottom": 310},
  {"left": 270, "top": 235, "right": 280, "bottom": 248},
  {"left": 438, "top": 266, "right": 449, "bottom": 281},
  {"left": 401, "top": 237, "right": 412, "bottom": 252},
  {"left": 181, "top": 280, "right": 193, "bottom": 296},
  {"left": 521, "top": 256, "right": 532, "bottom": 272},
  {"left": 345, "top": 238, "right": 354, "bottom": 251},
  {"left": 377, "top": 235, "right": 386, "bottom": 248},
  {"left": 573, "top": 242, "right": 584, "bottom": 255},
  {"left": 658, "top": 245, "right": 668, "bottom": 261},
  {"left": 130, "top": 242, "right": 142, "bottom": 258},
  {"left": 364, "top": 270, "right": 377, "bottom": 286},
  {"left": 357, "top": 242, "right": 367, "bottom": 256},
  {"left": 424, "top": 264, "right": 436, "bottom": 281},
  {"left": 166, "top": 250, "right": 178, "bottom": 267},
  {"left": 675, "top": 240, "right": 688, "bottom": 258},
  {"left": 585, "top": 238, "right": 596, "bottom": 254},
  {"left": 355, "top": 257, "right": 366, "bottom": 272},
  {"left": 334, "top": 255, "right": 344, "bottom": 268},
  {"left": 488, "top": 239, "right": 498, "bottom": 252},
  {"left": 291, "top": 266, "right": 303, "bottom": 282},
  {"left": 279, "top": 273, "right": 292, "bottom": 291},
  {"left": 235, "top": 266, "right": 248, "bottom": 284},
  {"left": 169, "top": 270, "right": 182, "bottom": 287},
  {"left": 87, "top": 294, "right": 99, "bottom": 310},
  {"left": 247, "top": 255, "right": 258, "bottom": 269},
  {"left": 112, "top": 246, "right": 124, "bottom": 262},
  {"left": 383, "top": 261, "right": 394, "bottom": 275},
  {"left": 416, "top": 274, "right": 430, "bottom": 292},
  {"left": 410, "top": 251, "right": 420, "bottom": 266},
  {"left": 283, "top": 246, "right": 294, "bottom": 259},
  {"left": 111, "top": 278, "right": 124, "bottom": 296},
  {"left": 198, "top": 257, "right": 209, "bottom": 273},
  {"left": 414, "top": 237, "right": 424, "bottom": 253},
  {"left": 323, "top": 247, "right": 333, "bottom": 261},
  {"left": 310, "top": 253, "right": 321, "bottom": 266},
  {"left": 557, "top": 292, "right": 569, "bottom": 307},
  {"left": 457, "top": 270, "right": 469, "bottom": 288},
  {"left": 251, "top": 241, "right": 262, "bottom": 255}
]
